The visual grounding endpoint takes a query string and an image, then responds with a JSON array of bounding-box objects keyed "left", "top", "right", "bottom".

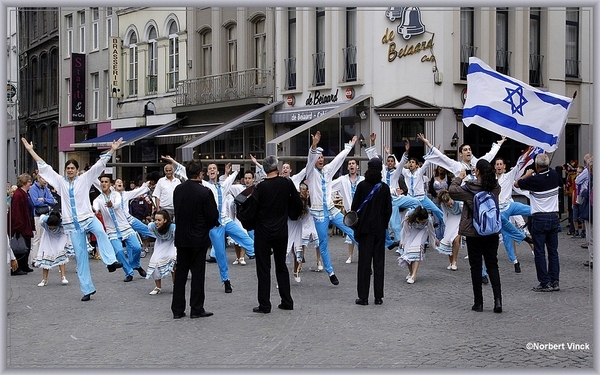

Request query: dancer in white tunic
[
  {"left": 35, "top": 212, "right": 69, "bottom": 286},
  {"left": 436, "top": 190, "right": 463, "bottom": 271},
  {"left": 398, "top": 206, "right": 437, "bottom": 284},
  {"left": 146, "top": 210, "right": 177, "bottom": 295}
]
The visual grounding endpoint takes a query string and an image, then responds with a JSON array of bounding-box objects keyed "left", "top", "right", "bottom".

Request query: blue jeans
[
  {"left": 530, "top": 213, "right": 560, "bottom": 286},
  {"left": 209, "top": 221, "right": 255, "bottom": 282},
  {"left": 313, "top": 211, "right": 356, "bottom": 275},
  {"left": 500, "top": 202, "right": 531, "bottom": 263}
]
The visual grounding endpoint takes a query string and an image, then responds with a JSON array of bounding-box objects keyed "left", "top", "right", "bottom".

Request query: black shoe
[
  {"left": 23, "top": 267, "right": 34, "bottom": 273},
  {"left": 81, "top": 290, "right": 96, "bottom": 301},
  {"left": 387, "top": 241, "right": 399, "bottom": 251},
  {"left": 224, "top": 280, "right": 232, "bottom": 293},
  {"left": 472, "top": 304, "right": 483, "bottom": 312},
  {"left": 374, "top": 298, "right": 383, "bottom": 305},
  {"left": 10, "top": 269, "right": 27, "bottom": 276},
  {"left": 302, "top": 256, "right": 306, "bottom": 263},
  {"left": 493, "top": 297, "right": 502, "bottom": 313},
  {"left": 550, "top": 281, "right": 560, "bottom": 291},
  {"left": 481, "top": 275, "right": 489, "bottom": 284},
  {"left": 190, "top": 311, "right": 213, "bottom": 318},
  {"left": 355, "top": 298, "right": 368, "bottom": 305},
  {"left": 532, "top": 283, "right": 552, "bottom": 292},
  {"left": 173, "top": 312, "right": 186, "bottom": 319},
  {"left": 134, "top": 267, "right": 147, "bottom": 278},
  {"left": 107, "top": 261, "right": 123, "bottom": 272},
  {"left": 248, "top": 255, "right": 255, "bottom": 260},
  {"left": 514, "top": 262, "right": 521, "bottom": 273},
  {"left": 329, "top": 274, "right": 339, "bottom": 285},
  {"left": 277, "top": 303, "right": 293, "bottom": 310},
  {"left": 124, "top": 275, "right": 133, "bottom": 282},
  {"left": 253, "top": 306, "right": 270, "bottom": 314},
  {"left": 206, "top": 257, "right": 217, "bottom": 263}
]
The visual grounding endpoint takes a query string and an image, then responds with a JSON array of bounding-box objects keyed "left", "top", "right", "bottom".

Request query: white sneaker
[
  {"left": 61, "top": 277, "right": 69, "bottom": 285},
  {"left": 450, "top": 264, "right": 457, "bottom": 271},
  {"left": 149, "top": 287, "right": 161, "bottom": 295},
  {"left": 406, "top": 274, "right": 411, "bottom": 280},
  {"left": 317, "top": 262, "right": 323, "bottom": 271},
  {"left": 406, "top": 277, "right": 415, "bottom": 284},
  {"left": 232, "top": 258, "right": 239, "bottom": 265},
  {"left": 446, "top": 264, "right": 453, "bottom": 270},
  {"left": 37, "top": 280, "right": 47, "bottom": 287},
  {"left": 345, "top": 257, "right": 352, "bottom": 264},
  {"left": 239, "top": 257, "right": 246, "bottom": 265},
  {"left": 293, "top": 273, "right": 301, "bottom": 283}
]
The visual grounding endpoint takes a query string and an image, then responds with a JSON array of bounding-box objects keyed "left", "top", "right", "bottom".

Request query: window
[
  {"left": 201, "top": 30, "right": 212, "bottom": 77},
  {"left": 254, "top": 18, "right": 266, "bottom": 72},
  {"left": 529, "top": 8, "right": 543, "bottom": 86},
  {"left": 226, "top": 24, "right": 237, "bottom": 73},
  {"left": 285, "top": 8, "right": 296, "bottom": 89},
  {"left": 495, "top": 8, "right": 510, "bottom": 75},
  {"left": 106, "top": 17, "right": 112, "bottom": 48},
  {"left": 344, "top": 7, "right": 357, "bottom": 82},
  {"left": 391, "top": 119, "right": 425, "bottom": 158},
  {"left": 92, "top": 8, "right": 99, "bottom": 51},
  {"left": 106, "top": 7, "right": 112, "bottom": 16},
  {"left": 50, "top": 49, "right": 58, "bottom": 106},
  {"left": 313, "top": 7, "right": 325, "bottom": 86},
  {"left": 460, "top": 7, "right": 475, "bottom": 80},
  {"left": 40, "top": 53, "right": 48, "bottom": 108},
  {"left": 147, "top": 25, "right": 158, "bottom": 94},
  {"left": 128, "top": 31, "right": 138, "bottom": 96},
  {"left": 92, "top": 73, "right": 99, "bottom": 120},
  {"left": 105, "top": 71, "right": 112, "bottom": 118},
  {"left": 66, "top": 78, "right": 70, "bottom": 121},
  {"left": 66, "top": 14, "right": 73, "bottom": 56},
  {"left": 168, "top": 21, "right": 179, "bottom": 91},
  {"left": 79, "top": 10, "right": 85, "bottom": 53},
  {"left": 566, "top": 7, "right": 579, "bottom": 78},
  {"left": 31, "top": 57, "right": 38, "bottom": 110}
]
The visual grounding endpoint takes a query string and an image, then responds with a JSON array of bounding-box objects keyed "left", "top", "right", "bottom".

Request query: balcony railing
[
  {"left": 566, "top": 58, "right": 580, "bottom": 78},
  {"left": 312, "top": 52, "right": 325, "bottom": 86},
  {"left": 343, "top": 45, "right": 357, "bottom": 82},
  {"left": 529, "top": 53, "right": 544, "bottom": 87},
  {"left": 284, "top": 57, "right": 296, "bottom": 90},
  {"left": 496, "top": 49, "right": 512, "bottom": 75},
  {"left": 460, "top": 44, "right": 477, "bottom": 80},
  {"left": 175, "top": 68, "right": 272, "bottom": 107}
]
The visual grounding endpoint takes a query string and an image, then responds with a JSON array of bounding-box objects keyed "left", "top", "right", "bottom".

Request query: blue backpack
[{"left": 463, "top": 186, "right": 501, "bottom": 236}]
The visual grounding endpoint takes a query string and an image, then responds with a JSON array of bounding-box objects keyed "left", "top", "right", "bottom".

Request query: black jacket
[{"left": 350, "top": 180, "right": 392, "bottom": 237}]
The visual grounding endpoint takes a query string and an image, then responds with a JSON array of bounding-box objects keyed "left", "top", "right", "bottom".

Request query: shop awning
[
  {"left": 266, "top": 94, "right": 370, "bottom": 156},
  {"left": 177, "top": 100, "right": 284, "bottom": 161},
  {"left": 271, "top": 102, "right": 358, "bottom": 124},
  {"left": 69, "top": 118, "right": 183, "bottom": 149}
]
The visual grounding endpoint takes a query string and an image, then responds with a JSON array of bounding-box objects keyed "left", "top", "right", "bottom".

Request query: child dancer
[
  {"left": 35, "top": 211, "right": 69, "bottom": 286},
  {"left": 146, "top": 210, "right": 177, "bottom": 295}
]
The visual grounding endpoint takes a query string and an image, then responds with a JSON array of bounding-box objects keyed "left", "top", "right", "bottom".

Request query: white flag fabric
[{"left": 462, "top": 57, "right": 573, "bottom": 152}]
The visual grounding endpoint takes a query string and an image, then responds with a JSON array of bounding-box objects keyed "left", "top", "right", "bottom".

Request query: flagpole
[{"left": 548, "top": 90, "right": 577, "bottom": 165}]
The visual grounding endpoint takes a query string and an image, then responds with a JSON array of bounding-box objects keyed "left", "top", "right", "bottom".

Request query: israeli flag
[{"left": 463, "top": 57, "right": 573, "bottom": 152}]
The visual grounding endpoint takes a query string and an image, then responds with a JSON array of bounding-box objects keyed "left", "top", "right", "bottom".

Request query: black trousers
[
  {"left": 465, "top": 235, "right": 502, "bottom": 305},
  {"left": 16, "top": 236, "right": 31, "bottom": 271},
  {"left": 254, "top": 235, "right": 292, "bottom": 311},
  {"left": 171, "top": 245, "right": 209, "bottom": 316},
  {"left": 356, "top": 233, "right": 385, "bottom": 301}
]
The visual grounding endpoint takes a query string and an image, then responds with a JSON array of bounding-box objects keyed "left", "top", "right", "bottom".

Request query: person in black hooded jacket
[{"left": 351, "top": 156, "right": 392, "bottom": 306}]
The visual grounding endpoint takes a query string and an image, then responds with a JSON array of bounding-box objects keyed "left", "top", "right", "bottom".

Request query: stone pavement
[{"left": 5, "top": 224, "right": 594, "bottom": 369}]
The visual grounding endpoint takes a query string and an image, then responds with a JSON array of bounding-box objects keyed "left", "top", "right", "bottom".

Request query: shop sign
[
  {"left": 382, "top": 7, "right": 436, "bottom": 64},
  {"left": 305, "top": 89, "right": 339, "bottom": 106},
  {"left": 286, "top": 95, "right": 295, "bottom": 106},
  {"left": 71, "top": 53, "right": 86, "bottom": 121}
]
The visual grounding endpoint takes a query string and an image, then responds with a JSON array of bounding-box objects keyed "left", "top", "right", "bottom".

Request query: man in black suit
[
  {"left": 171, "top": 160, "right": 220, "bottom": 319},
  {"left": 351, "top": 156, "right": 392, "bottom": 305}
]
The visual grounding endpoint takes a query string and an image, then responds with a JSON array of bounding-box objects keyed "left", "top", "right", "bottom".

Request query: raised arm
[{"left": 21, "top": 137, "right": 44, "bottom": 163}]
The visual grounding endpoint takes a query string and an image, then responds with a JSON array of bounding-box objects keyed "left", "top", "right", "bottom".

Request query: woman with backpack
[{"left": 448, "top": 159, "right": 503, "bottom": 313}]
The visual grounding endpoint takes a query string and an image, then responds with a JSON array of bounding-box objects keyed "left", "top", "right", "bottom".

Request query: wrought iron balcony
[
  {"left": 312, "top": 52, "right": 325, "bottom": 86},
  {"left": 284, "top": 57, "right": 296, "bottom": 90},
  {"left": 529, "top": 53, "right": 544, "bottom": 87},
  {"left": 343, "top": 46, "right": 357, "bottom": 82},
  {"left": 496, "top": 48, "right": 512, "bottom": 75},
  {"left": 175, "top": 68, "right": 272, "bottom": 107}
]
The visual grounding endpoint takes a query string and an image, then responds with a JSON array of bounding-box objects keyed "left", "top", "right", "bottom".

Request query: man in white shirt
[{"left": 152, "top": 164, "right": 181, "bottom": 219}]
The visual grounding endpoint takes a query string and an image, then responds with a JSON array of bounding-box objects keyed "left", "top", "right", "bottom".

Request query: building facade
[
  {"left": 267, "top": 7, "right": 592, "bottom": 176},
  {"left": 7, "top": 7, "right": 19, "bottom": 184}
]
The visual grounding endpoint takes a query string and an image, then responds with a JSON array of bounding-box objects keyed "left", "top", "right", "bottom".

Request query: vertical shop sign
[{"left": 71, "top": 53, "right": 86, "bottom": 121}]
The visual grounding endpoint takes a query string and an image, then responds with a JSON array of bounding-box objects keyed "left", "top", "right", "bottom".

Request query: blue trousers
[
  {"left": 530, "top": 213, "right": 560, "bottom": 286},
  {"left": 110, "top": 237, "right": 135, "bottom": 277},
  {"left": 415, "top": 195, "right": 444, "bottom": 224},
  {"left": 209, "top": 221, "right": 255, "bottom": 282},
  {"left": 386, "top": 195, "right": 420, "bottom": 247},
  {"left": 500, "top": 202, "right": 531, "bottom": 262},
  {"left": 129, "top": 216, "right": 153, "bottom": 238},
  {"left": 69, "top": 216, "right": 118, "bottom": 296},
  {"left": 313, "top": 211, "right": 356, "bottom": 275}
]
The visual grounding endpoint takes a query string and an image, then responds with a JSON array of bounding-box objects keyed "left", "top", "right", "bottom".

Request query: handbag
[
  {"left": 9, "top": 234, "right": 28, "bottom": 256},
  {"left": 35, "top": 206, "right": 50, "bottom": 215},
  {"left": 343, "top": 183, "right": 382, "bottom": 227}
]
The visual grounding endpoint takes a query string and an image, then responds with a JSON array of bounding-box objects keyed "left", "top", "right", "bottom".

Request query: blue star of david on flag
[
  {"left": 462, "top": 57, "right": 573, "bottom": 152},
  {"left": 503, "top": 86, "right": 528, "bottom": 116}
]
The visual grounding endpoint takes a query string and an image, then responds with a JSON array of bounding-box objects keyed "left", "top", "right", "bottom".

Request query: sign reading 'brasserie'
[{"left": 71, "top": 53, "right": 86, "bottom": 121}]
